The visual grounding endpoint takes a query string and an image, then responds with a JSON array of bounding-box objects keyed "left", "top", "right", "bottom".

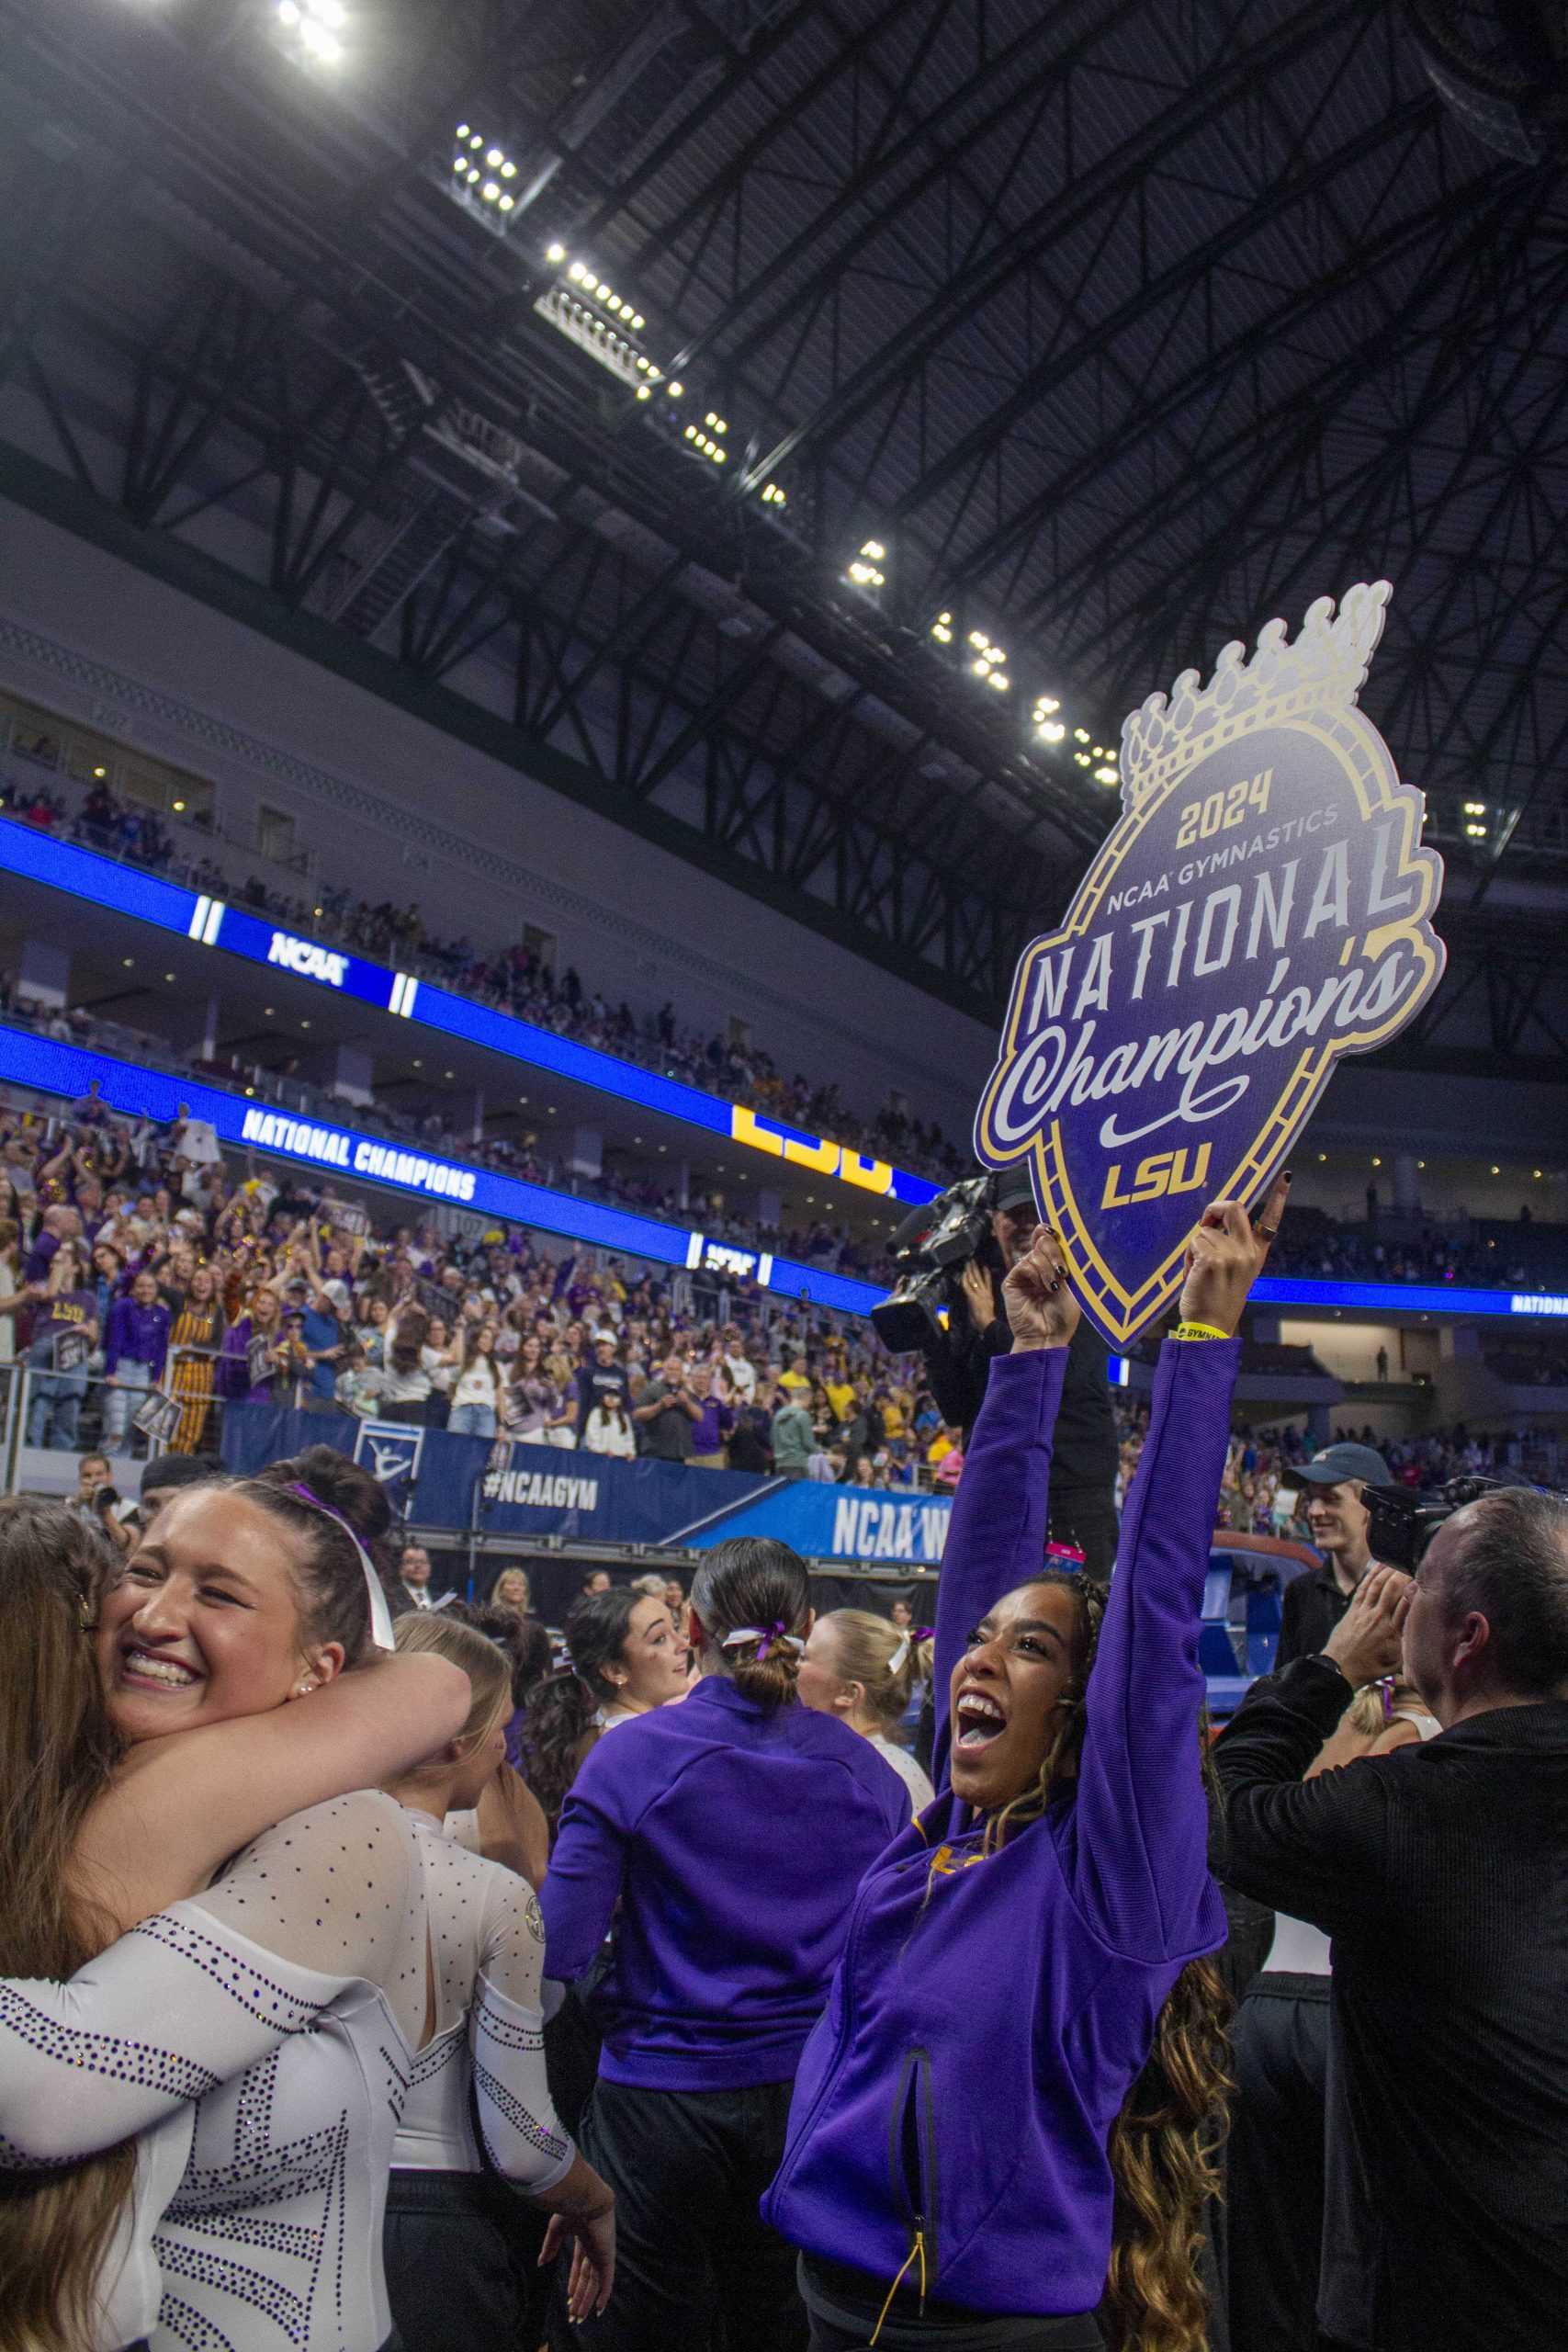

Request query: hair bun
[{"left": 260, "top": 1444, "right": 390, "bottom": 1549}]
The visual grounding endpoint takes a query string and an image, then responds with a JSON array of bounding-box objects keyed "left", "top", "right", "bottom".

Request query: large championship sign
[{"left": 976, "top": 584, "right": 1446, "bottom": 1348}]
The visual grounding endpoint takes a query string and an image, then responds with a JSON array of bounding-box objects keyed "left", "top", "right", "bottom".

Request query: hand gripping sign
[{"left": 975, "top": 584, "right": 1446, "bottom": 1350}]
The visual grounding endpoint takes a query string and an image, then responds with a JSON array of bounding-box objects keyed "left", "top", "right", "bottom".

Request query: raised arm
[
  {"left": 1071, "top": 1181, "right": 1287, "bottom": 1960},
  {"left": 1212, "top": 1563, "right": 1412, "bottom": 1933},
  {"left": 74, "top": 1651, "right": 471, "bottom": 1934},
  {"left": 931, "top": 1246, "right": 1070, "bottom": 1789}
]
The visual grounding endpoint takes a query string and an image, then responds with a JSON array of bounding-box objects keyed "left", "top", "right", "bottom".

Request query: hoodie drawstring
[{"left": 868, "top": 2227, "right": 927, "bottom": 2346}]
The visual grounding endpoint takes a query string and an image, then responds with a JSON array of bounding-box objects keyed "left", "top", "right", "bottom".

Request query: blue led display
[
  {"left": 213, "top": 906, "right": 400, "bottom": 1012},
  {"left": 0, "top": 817, "right": 198, "bottom": 936}
]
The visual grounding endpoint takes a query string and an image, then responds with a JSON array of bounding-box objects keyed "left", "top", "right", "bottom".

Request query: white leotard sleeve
[
  {"left": 468, "top": 1867, "right": 575, "bottom": 2191},
  {"left": 0, "top": 1791, "right": 423, "bottom": 2170}
]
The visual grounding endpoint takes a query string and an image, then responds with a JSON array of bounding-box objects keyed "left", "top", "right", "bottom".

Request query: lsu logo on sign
[
  {"left": 976, "top": 584, "right": 1446, "bottom": 1350},
  {"left": 353, "top": 1421, "right": 424, "bottom": 1497}
]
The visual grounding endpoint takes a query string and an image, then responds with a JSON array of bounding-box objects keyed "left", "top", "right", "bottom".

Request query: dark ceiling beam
[
  {"left": 1009, "top": 174, "right": 1526, "bottom": 640},
  {"left": 655, "top": 0, "right": 1135, "bottom": 379},
  {"left": 1099, "top": 177, "right": 1562, "bottom": 701},
  {"left": 890, "top": 90, "right": 1438, "bottom": 548},
  {"left": 741, "top": 0, "right": 1367, "bottom": 483}
]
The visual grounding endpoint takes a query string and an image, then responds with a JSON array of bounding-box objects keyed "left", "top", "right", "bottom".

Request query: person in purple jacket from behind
[
  {"left": 540, "top": 1536, "right": 911, "bottom": 2352},
  {"left": 764, "top": 1182, "right": 1290, "bottom": 2352}
]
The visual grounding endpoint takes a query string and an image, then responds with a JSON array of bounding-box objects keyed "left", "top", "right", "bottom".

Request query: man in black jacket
[
  {"left": 1213, "top": 1486, "right": 1568, "bottom": 2352},
  {"left": 917, "top": 1170, "right": 1118, "bottom": 1576}
]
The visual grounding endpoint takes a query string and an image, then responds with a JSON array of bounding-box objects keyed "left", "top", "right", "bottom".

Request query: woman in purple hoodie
[
  {"left": 540, "top": 1534, "right": 912, "bottom": 2350},
  {"left": 764, "top": 1184, "right": 1288, "bottom": 2352}
]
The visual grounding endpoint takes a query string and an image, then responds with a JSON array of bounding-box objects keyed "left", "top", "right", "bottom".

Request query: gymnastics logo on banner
[
  {"left": 353, "top": 1420, "right": 425, "bottom": 1499},
  {"left": 975, "top": 584, "right": 1446, "bottom": 1349}
]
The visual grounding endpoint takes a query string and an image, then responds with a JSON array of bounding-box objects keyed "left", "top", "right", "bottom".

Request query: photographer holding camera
[
  {"left": 1213, "top": 1481, "right": 1568, "bottom": 2351},
  {"left": 882, "top": 1169, "right": 1118, "bottom": 1576}
]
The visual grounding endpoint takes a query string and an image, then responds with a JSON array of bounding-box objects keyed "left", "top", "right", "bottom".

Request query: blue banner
[
  {"left": 217, "top": 1405, "right": 951, "bottom": 1557},
  {"left": 677, "top": 1479, "right": 953, "bottom": 1564}
]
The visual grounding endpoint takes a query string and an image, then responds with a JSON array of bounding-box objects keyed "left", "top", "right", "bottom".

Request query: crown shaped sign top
[{"left": 974, "top": 584, "right": 1447, "bottom": 1351}]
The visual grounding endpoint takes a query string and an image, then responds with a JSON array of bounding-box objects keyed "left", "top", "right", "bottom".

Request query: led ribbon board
[
  {"left": 976, "top": 585, "right": 1449, "bottom": 1350},
  {"left": 0, "top": 821, "right": 940, "bottom": 1210}
]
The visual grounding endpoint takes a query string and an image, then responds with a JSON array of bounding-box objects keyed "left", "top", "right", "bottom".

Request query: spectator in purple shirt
[
  {"left": 22, "top": 1203, "right": 81, "bottom": 1287},
  {"left": 688, "top": 1364, "right": 736, "bottom": 1469},
  {"left": 102, "top": 1270, "right": 172, "bottom": 1451}
]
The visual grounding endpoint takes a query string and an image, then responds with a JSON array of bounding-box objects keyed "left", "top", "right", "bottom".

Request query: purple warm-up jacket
[
  {"left": 540, "top": 1676, "right": 911, "bottom": 2090},
  {"left": 761, "top": 1337, "right": 1235, "bottom": 2316}
]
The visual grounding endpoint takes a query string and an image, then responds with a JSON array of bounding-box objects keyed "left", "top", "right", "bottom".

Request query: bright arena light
[{"left": 276, "top": 0, "right": 343, "bottom": 62}]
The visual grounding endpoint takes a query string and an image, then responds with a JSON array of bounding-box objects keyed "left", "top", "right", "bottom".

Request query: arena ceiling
[{"left": 0, "top": 0, "right": 1565, "bottom": 1068}]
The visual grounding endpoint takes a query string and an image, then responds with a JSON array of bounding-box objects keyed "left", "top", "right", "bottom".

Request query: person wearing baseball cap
[{"left": 1277, "top": 1440, "right": 1393, "bottom": 1667}]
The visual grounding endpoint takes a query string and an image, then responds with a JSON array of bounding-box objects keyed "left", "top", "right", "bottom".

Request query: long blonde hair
[
  {"left": 978, "top": 1575, "right": 1232, "bottom": 2352},
  {"left": 0, "top": 1501, "right": 136, "bottom": 2352}
]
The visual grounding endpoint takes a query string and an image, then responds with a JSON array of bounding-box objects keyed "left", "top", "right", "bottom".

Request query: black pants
[
  {"left": 578, "top": 2076, "right": 807, "bottom": 2352},
  {"left": 1225, "top": 1973, "right": 1331, "bottom": 2352},
  {"left": 1047, "top": 1488, "right": 1120, "bottom": 1585},
  {"left": 383, "top": 2166, "right": 548, "bottom": 2352},
  {"left": 802, "top": 2255, "right": 1102, "bottom": 2350}
]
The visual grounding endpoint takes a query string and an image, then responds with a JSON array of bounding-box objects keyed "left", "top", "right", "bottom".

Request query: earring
[{"left": 295, "top": 1678, "right": 317, "bottom": 1697}]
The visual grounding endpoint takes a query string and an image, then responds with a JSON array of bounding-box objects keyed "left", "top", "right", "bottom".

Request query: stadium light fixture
[{"left": 275, "top": 0, "right": 344, "bottom": 66}]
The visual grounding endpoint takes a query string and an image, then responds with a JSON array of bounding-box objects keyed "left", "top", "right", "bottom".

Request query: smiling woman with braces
[{"left": 763, "top": 1180, "right": 1288, "bottom": 2352}]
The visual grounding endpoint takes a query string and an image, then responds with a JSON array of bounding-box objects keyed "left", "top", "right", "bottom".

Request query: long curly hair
[
  {"left": 0, "top": 1501, "right": 135, "bottom": 2352},
  {"left": 978, "top": 1573, "right": 1233, "bottom": 2352},
  {"left": 522, "top": 1587, "right": 645, "bottom": 1826}
]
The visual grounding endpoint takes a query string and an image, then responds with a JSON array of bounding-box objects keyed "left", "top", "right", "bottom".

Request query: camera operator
[
  {"left": 1213, "top": 1484, "right": 1568, "bottom": 2352},
  {"left": 917, "top": 1171, "right": 1118, "bottom": 1577}
]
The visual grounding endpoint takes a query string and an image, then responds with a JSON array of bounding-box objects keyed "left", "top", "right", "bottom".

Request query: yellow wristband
[{"left": 1172, "top": 1320, "right": 1231, "bottom": 1343}]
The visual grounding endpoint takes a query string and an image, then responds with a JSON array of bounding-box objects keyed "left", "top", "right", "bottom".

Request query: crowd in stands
[
  {"left": 0, "top": 1089, "right": 966, "bottom": 1484},
  {"left": 0, "top": 973, "right": 905, "bottom": 1289},
  {"left": 1265, "top": 1199, "right": 1551, "bottom": 1288}
]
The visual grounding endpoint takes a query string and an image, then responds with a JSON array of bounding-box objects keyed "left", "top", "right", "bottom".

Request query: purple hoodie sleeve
[
  {"left": 931, "top": 1346, "right": 1067, "bottom": 1792},
  {"left": 539, "top": 1749, "right": 634, "bottom": 1984},
  {"left": 1070, "top": 1336, "right": 1238, "bottom": 1960}
]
